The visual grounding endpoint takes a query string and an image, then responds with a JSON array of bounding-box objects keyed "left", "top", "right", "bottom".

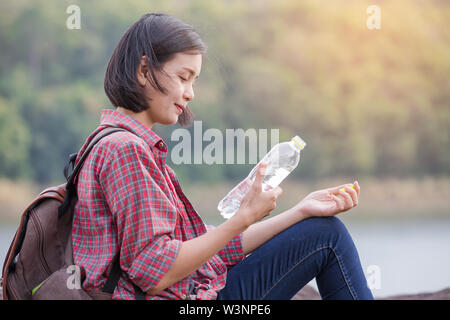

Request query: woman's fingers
[
  {"left": 341, "top": 184, "right": 358, "bottom": 206},
  {"left": 327, "top": 181, "right": 361, "bottom": 214},
  {"left": 337, "top": 188, "right": 353, "bottom": 210},
  {"left": 252, "top": 162, "right": 267, "bottom": 192},
  {"left": 329, "top": 183, "right": 354, "bottom": 194},
  {"left": 272, "top": 186, "right": 283, "bottom": 198},
  {"left": 265, "top": 186, "right": 283, "bottom": 212},
  {"left": 330, "top": 181, "right": 360, "bottom": 207},
  {"left": 354, "top": 181, "right": 360, "bottom": 197},
  {"left": 331, "top": 194, "right": 345, "bottom": 211}
]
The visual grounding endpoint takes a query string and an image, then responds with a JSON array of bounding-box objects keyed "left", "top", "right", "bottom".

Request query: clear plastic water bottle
[{"left": 218, "top": 135, "right": 306, "bottom": 219}]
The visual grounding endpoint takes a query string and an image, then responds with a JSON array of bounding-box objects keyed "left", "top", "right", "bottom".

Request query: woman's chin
[{"left": 160, "top": 116, "right": 179, "bottom": 126}]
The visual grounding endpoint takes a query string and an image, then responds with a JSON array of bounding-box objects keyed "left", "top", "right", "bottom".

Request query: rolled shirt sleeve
[{"left": 99, "top": 137, "right": 182, "bottom": 292}]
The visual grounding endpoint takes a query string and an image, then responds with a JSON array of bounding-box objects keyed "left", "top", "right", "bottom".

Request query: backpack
[{"left": 1, "top": 126, "right": 145, "bottom": 300}]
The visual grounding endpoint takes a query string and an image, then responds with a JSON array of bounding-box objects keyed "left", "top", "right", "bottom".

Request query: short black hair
[{"left": 104, "top": 13, "right": 207, "bottom": 127}]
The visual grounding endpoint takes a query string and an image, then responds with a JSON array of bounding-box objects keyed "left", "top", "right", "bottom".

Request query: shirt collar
[{"left": 99, "top": 109, "right": 167, "bottom": 151}]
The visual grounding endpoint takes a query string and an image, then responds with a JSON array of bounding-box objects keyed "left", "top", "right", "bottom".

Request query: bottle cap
[{"left": 291, "top": 136, "right": 306, "bottom": 150}]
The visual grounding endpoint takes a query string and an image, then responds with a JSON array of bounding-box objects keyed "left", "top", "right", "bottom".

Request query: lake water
[
  {"left": 1, "top": 217, "right": 449, "bottom": 298},
  {"left": 339, "top": 218, "right": 450, "bottom": 298}
]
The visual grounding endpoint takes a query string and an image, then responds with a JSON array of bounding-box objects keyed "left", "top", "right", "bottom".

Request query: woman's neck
[{"left": 116, "top": 106, "right": 155, "bottom": 129}]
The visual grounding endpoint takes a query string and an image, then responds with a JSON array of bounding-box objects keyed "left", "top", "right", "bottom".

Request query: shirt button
[
  {"left": 181, "top": 294, "right": 187, "bottom": 299},
  {"left": 157, "top": 141, "right": 165, "bottom": 150}
]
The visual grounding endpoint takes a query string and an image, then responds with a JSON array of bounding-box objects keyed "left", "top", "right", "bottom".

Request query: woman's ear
[{"left": 137, "top": 56, "right": 148, "bottom": 87}]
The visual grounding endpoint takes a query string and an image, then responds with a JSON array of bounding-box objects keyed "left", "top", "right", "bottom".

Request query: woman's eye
[{"left": 179, "top": 75, "right": 188, "bottom": 81}]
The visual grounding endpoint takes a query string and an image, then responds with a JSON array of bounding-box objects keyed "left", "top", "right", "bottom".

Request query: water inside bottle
[{"left": 262, "top": 167, "right": 290, "bottom": 191}]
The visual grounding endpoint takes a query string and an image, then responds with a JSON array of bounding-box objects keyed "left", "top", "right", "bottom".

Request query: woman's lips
[{"left": 175, "top": 104, "right": 184, "bottom": 113}]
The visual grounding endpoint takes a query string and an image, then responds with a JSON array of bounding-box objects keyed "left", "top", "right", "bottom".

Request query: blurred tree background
[{"left": 0, "top": 0, "right": 449, "bottom": 220}]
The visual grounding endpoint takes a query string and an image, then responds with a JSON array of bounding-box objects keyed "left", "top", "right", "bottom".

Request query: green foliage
[
  {"left": 0, "top": 0, "right": 448, "bottom": 184},
  {"left": 0, "top": 97, "right": 31, "bottom": 179}
]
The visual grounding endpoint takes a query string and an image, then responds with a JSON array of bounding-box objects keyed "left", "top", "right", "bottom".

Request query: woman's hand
[
  {"left": 232, "top": 162, "right": 283, "bottom": 229},
  {"left": 292, "top": 181, "right": 360, "bottom": 219}
]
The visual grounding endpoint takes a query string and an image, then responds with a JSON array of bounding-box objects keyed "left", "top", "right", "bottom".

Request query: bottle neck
[
  {"left": 290, "top": 136, "right": 306, "bottom": 152},
  {"left": 289, "top": 141, "right": 302, "bottom": 152}
]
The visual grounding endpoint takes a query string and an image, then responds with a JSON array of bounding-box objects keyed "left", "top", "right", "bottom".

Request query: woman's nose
[{"left": 183, "top": 85, "right": 194, "bottom": 102}]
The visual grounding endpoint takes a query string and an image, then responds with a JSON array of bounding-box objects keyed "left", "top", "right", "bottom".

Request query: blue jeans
[{"left": 217, "top": 216, "right": 374, "bottom": 300}]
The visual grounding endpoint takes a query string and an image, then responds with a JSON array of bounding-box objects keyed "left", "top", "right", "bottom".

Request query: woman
[{"left": 73, "top": 13, "right": 373, "bottom": 300}]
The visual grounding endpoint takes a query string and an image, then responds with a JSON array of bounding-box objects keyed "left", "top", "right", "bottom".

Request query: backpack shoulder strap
[
  {"left": 68, "top": 126, "right": 127, "bottom": 185},
  {"left": 58, "top": 126, "right": 126, "bottom": 218}
]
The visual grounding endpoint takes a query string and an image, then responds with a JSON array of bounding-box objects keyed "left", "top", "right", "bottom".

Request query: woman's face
[{"left": 138, "top": 52, "right": 202, "bottom": 126}]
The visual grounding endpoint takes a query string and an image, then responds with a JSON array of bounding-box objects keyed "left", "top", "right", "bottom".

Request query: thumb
[{"left": 252, "top": 162, "right": 267, "bottom": 191}]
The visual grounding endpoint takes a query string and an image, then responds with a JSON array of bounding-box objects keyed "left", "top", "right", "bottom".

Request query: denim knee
[{"left": 301, "top": 216, "right": 351, "bottom": 244}]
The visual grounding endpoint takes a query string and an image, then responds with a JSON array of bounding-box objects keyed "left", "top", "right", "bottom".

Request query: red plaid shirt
[{"left": 72, "top": 109, "right": 245, "bottom": 300}]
